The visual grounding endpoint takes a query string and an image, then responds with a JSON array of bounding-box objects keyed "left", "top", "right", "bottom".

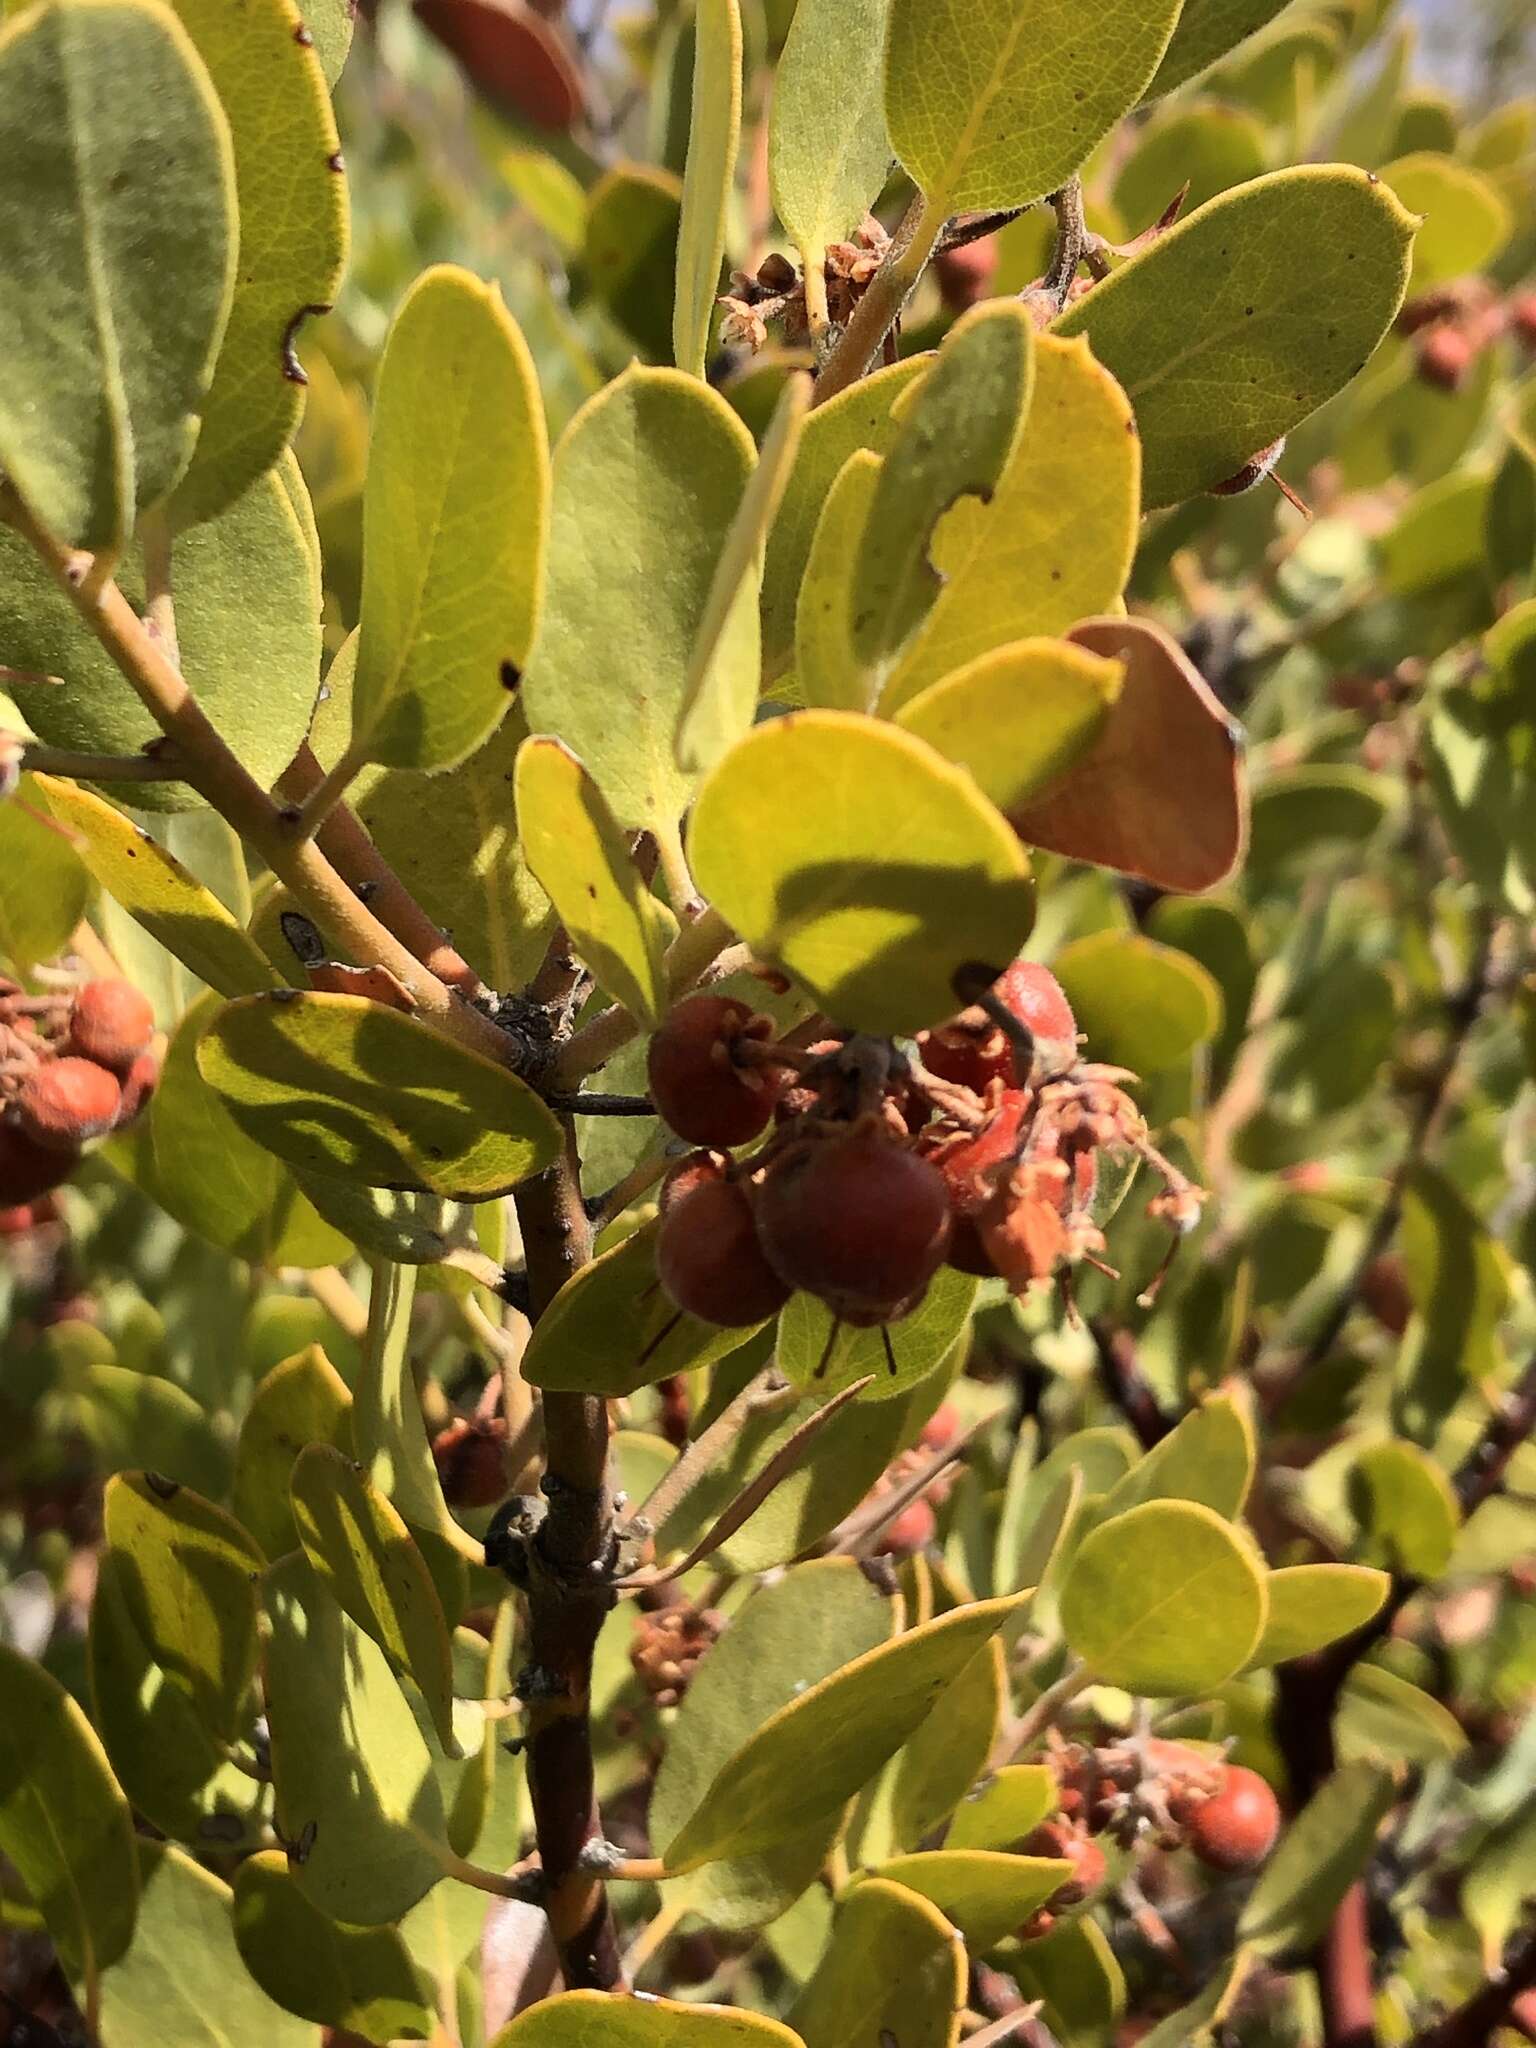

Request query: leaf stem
[
  {"left": 995, "top": 1657, "right": 1091, "bottom": 1765},
  {"left": 654, "top": 816, "right": 703, "bottom": 919},
  {"left": 813, "top": 189, "right": 947, "bottom": 406},
  {"left": 801, "top": 242, "right": 832, "bottom": 356},
  {"left": 289, "top": 737, "right": 367, "bottom": 844},
  {"left": 18, "top": 743, "right": 183, "bottom": 783}
]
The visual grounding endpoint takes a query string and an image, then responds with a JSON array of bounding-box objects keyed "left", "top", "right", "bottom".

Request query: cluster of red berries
[
  {"left": 646, "top": 964, "right": 1206, "bottom": 1348},
  {"left": 0, "top": 978, "right": 159, "bottom": 1224},
  {"left": 1399, "top": 279, "right": 1536, "bottom": 392}
]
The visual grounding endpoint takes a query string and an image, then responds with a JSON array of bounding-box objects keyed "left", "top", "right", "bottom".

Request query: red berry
[
  {"left": 0, "top": 1203, "right": 38, "bottom": 1235},
  {"left": 432, "top": 1416, "right": 510, "bottom": 1509},
  {"left": 754, "top": 1126, "right": 952, "bottom": 1325},
  {"left": 874, "top": 1498, "right": 937, "bottom": 1555},
  {"left": 1509, "top": 290, "right": 1536, "bottom": 351},
  {"left": 1021, "top": 1818, "right": 1107, "bottom": 1904},
  {"left": 1416, "top": 325, "right": 1472, "bottom": 391},
  {"left": 14, "top": 1057, "right": 121, "bottom": 1151},
  {"left": 919, "top": 1402, "right": 962, "bottom": 1452},
  {"left": 113, "top": 1049, "right": 161, "bottom": 1126},
  {"left": 67, "top": 979, "right": 154, "bottom": 1074},
  {"left": 656, "top": 1175, "right": 792, "bottom": 1327},
  {"left": 1187, "top": 1765, "right": 1281, "bottom": 1873},
  {"left": 995, "top": 961, "right": 1078, "bottom": 1065},
  {"left": 919, "top": 961, "right": 1078, "bottom": 1091},
  {"left": 0, "top": 1123, "right": 75, "bottom": 1203},
  {"left": 647, "top": 995, "right": 783, "bottom": 1148},
  {"left": 934, "top": 238, "right": 998, "bottom": 313},
  {"left": 922, "top": 1090, "right": 1030, "bottom": 1207}
]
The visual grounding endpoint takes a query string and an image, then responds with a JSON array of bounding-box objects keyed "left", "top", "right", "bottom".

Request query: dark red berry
[
  {"left": 658, "top": 1149, "right": 728, "bottom": 1215},
  {"left": 1187, "top": 1765, "right": 1281, "bottom": 1873},
  {"left": 656, "top": 1175, "right": 792, "bottom": 1327},
  {"left": 646, "top": 995, "right": 782, "bottom": 1148},
  {"left": 67, "top": 979, "right": 154, "bottom": 1074},
  {"left": 934, "top": 238, "right": 998, "bottom": 313},
  {"left": 432, "top": 1416, "right": 510, "bottom": 1509},
  {"left": 1416, "top": 325, "right": 1472, "bottom": 391},
  {"left": 754, "top": 1126, "right": 952, "bottom": 1324},
  {"left": 1508, "top": 290, "right": 1536, "bottom": 351},
  {"left": 0, "top": 1123, "right": 75, "bottom": 1203},
  {"left": 15, "top": 1058, "right": 121, "bottom": 1151}
]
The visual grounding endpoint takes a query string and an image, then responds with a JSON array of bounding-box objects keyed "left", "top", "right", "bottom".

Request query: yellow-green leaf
[
  {"left": 1246, "top": 1565, "right": 1390, "bottom": 1668},
  {"left": 1144, "top": 0, "right": 1290, "bottom": 96},
  {"left": 1113, "top": 101, "right": 1270, "bottom": 229},
  {"left": 584, "top": 162, "right": 682, "bottom": 362},
  {"left": 877, "top": 335, "right": 1139, "bottom": 713},
  {"left": 1060, "top": 1499, "right": 1267, "bottom": 1695},
  {"left": 946, "top": 1765, "right": 1058, "bottom": 1852},
  {"left": 894, "top": 636, "right": 1122, "bottom": 813},
  {"left": 291, "top": 1443, "right": 458, "bottom": 1753},
  {"left": 770, "top": 0, "right": 893, "bottom": 256},
  {"left": 166, "top": 0, "right": 348, "bottom": 526},
  {"left": 688, "top": 710, "right": 1035, "bottom": 1036},
  {"left": 495, "top": 1991, "right": 805, "bottom": 2048},
  {"left": 0, "top": 776, "right": 91, "bottom": 970},
  {"left": 788, "top": 1877, "right": 964, "bottom": 2048},
  {"left": 1348, "top": 1440, "right": 1461, "bottom": 1579},
  {"left": 1239, "top": 1762, "right": 1395, "bottom": 1956},
  {"left": 524, "top": 366, "right": 757, "bottom": 834},
  {"left": 885, "top": 0, "right": 1182, "bottom": 213},
  {"left": 1102, "top": 1393, "right": 1255, "bottom": 1521},
  {"left": 515, "top": 737, "right": 676, "bottom": 1024},
  {"left": 1054, "top": 167, "right": 1417, "bottom": 507},
  {"left": 353, "top": 266, "right": 549, "bottom": 771},
  {"left": 233, "top": 1344, "right": 353, "bottom": 1562},
  {"left": 353, "top": 1260, "right": 467, "bottom": 1554},
  {"left": 862, "top": 1850, "right": 1071, "bottom": 1951},
  {"left": 1382, "top": 152, "right": 1511, "bottom": 291},
  {"left": 0, "top": 0, "right": 236, "bottom": 549},
  {"left": 677, "top": 370, "right": 810, "bottom": 773},
  {"left": 0, "top": 1642, "right": 138, "bottom": 1979},
  {"left": 673, "top": 0, "right": 741, "bottom": 379},
  {"left": 661, "top": 1591, "right": 1030, "bottom": 1871},
  {"left": 1052, "top": 929, "right": 1223, "bottom": 1073},
  {"left": 797, "top": 450, "right": 884, "bottom": 712},
  {"left": 195, "top": 990, "right": 560, "bottom": 1200}
]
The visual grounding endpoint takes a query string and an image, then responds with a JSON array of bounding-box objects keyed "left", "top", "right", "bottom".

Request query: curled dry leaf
[{"left": 412, "top": 0, "right": 583, "bottom": 130}]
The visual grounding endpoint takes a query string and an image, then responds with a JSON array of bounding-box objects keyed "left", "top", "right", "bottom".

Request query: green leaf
[
  {"left": 291, "top": 1443, "right": 458, "bottom": 1753},
  {"left": 677, "top": 371, "right": 810, "bottom": 774},
  {"left": 196, "top": 990, "right": 561, "bottom": 1200},
  {"left": 762, "top": 357, "right": 926, "bottom": 676},
  {"left": 660, "top": 1591, "right": 1029, "bottom": 1870},
  {"left": 1247, "top": 766, "right": 1395, "bottom": 872},
  {"left": 1382, "top": 152, "right": 1510, "bottom": 291},
  {"left": 673, "top": 0, "right": 741, "bottom": 378},
  {"left": 861, "top": 1850, "right": 1071, "bottom": 1951},
  {"left": 261, "top": 1552, "right": 449, "bottom": 1925},
  {"left": 524, "top": 365, "right": 757, "bottom": 835},
  {"left": 150, "top": 992, "right": 353, "bottom": 1268},
  {"left": 895, "top": 636, "right": 1122, "bottom": 814},
  {"left": 788, "top": 1877, "right": 965, "bottom": 2048},
  {"left": 89, "top": 1550, "right": 269, "bottom": 1852},
  {"left": 103, "top": 1471, "right": 262, "bottom": 1743},
  {"left": 233, "top": 1344, "right": 354, "bottom": 1562},
  {"left": 770, "top": 0, "right": 892, "bottom": 256},
  {"left": 165, "top": 0, "right": 348, "bottom": 527},
  {"left": 797, "top": 450, "right": 885, "bottom": 712},
  {"left": 584, "top": 163, "right": 682, "bottom": 362},
  {"left": 1144, "top": 0, "right": 1290, "bottom": 94},
  {"left": 1337, "top": 1663, "right": 1467, "bottom": 1767},
  {"left": 1246, "top": 1565, "right": 1390, "bottom": 1668},
  {"left": 1238, "top": 1762, "right": 1395, "bottom": 1955},
  {"left": 1015, "top": 614, "right": 1248, "bottom": 889},
  {"left": 853, "top": 301, "right": 1035, "bottom": 677},
  {"left": 1463, "top": 1801, "right": 1536, "bottom": 1971},
  {"left": 100, "top": 1842, "right": 310, "bottom": 2048},
  {"left": 1054, "top": 167, "right": 1417, "bottom": 508},
  {"left": 883, "top": 1637, "right": 1004, "bottom": 1853},
  {"left": 495, "top": 1991, "right": 805, "bottom": 2048},
  {"left": 689, "top": 710, "right": 1035, "bottom": 1036},
  {"left": 1006, "top": 1914, "right": 1125, "bottom": 2037},
  {"left": 1348, "top": 1441, "right": 1461, "bottom": 1578},
  {"left": 522, "top": 1221, "right": 767, "bottom": 1398},
  {"left": 651, "top": 1558, "right": 897, "bottom": 1934},
  {"left": 233, "top": 1850, "right": 435, "bottom": 2041},
  {"left": 353, "top": 266, "right": 549, "bottom": 772},
  {"left": 0, "top": 776, "right": 91, "bottom": 970},
  {"left": 353, "top": 1261, "right": 466, "bottom": 1555},
  {"left": 1396, "top": 1163, "right": 1511, "bottom": 1439},
  {"left": 83, "top": 1361, "right": 231, "bottom": 1496},
  {"left": 0, "top": 1642, "right": 138, "bottom": 1978},
  {"left": 305, "top": 0, "right": 351, "bottom": 85},
  {"left": 34, "top": 777, "right": 274, "bottom": 993},
  {"left": 1102, "top": 1393, "right": 1255, "bottom": 1521},
  {"left": 4, "top": 467, "right": 323, "bottom": 811},
  {"left": 1052, "top": 930, "right": 1223, "bottom": 1073},
  {"left": 515, "top": 738, "right": 676, "bottom": 1025},
  {"left": 1060, "top": 1499, "right": 1267, "bottom": 1695},
  {"left": 884, "top": 0, "right": 1182, "bottom": 212},
  {"left": 946, "top": 1765, "right": 1058, "bottom": 1852},
  {"left": 777, "top": 1266, "right": 976, "bottom": 1403},
  {"left": 877, "top": 335, "right": 1140, "bottom": 712},
  {"left": 0, "top": 0, "right": 235, "bottom": 549},
  {"left": 1113, "top": 101, "right": 1270, "bottom": 228}
]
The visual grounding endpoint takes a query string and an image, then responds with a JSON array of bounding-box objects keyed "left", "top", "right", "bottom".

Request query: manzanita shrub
[{"left": 1, "top": 0, "right": 1535, "bottom": 2043}]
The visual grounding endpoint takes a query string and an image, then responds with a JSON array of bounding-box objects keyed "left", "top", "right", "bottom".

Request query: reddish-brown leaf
[{"left": 412, "top": 0, "right": 584, "bottom": 130}]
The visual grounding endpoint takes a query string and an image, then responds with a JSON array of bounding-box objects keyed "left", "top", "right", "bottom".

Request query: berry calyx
[
  {"left": 1186, "top": 1765, "right": 1281, "bottom": 1873},
  {"left": 14, "top": 1057, "right": 122, "bottom": 1152},
  {"left": 646, "top": 995, "right": 783, "bottom": 1148},
  {"left": 67, "top": 979, "right": 154, "bottom": 1074},
  {"left": 754, "top": 1125, "right": 952, "bottom": 1324},
  {"left": 656, "top": 1174, "right": 792, "bottom": 1327}
]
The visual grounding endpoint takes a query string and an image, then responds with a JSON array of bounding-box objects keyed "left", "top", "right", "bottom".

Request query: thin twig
[
  {"left": 813, "top": 190, "right": 946, "bottom": 407},
  {"left": 20, "top": 742, "right": 183, "bottom": 782}
]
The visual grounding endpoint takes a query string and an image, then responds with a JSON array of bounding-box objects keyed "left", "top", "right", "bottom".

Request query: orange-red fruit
[
  {"left": 657, "top": 1175, "right": 793, "bottom": 1327},
  {"left": 432, "top": 1416, "right": 510, "bottom": 1509},
  {"left": 934, "top": 238, "right": 998, "bottom": 312},
  {"left": 113, "top": 1049, "right": 161, "bottom": 1126},
  {"left": 659, "top": 1149, "right": 728, "bottom": 1214},
  {"left": 68, "top": 979, "right": 154, "bottom": 1074},
  {"left": 920, "top": 961, "right": 1078, "bottom": 1090},
  {"left": 1187, "top": 1765, "right": 1281, "bottom": 1873},
  {"left": 0, "top": 1123, "right": 75, "bottom": 1203},
  {"left": 647, "top": 994, "right": 782, "bottom": 1148},
  {"left": 1511, "top": 291, "right": 1536, "bottom": 350},
  {"left": 874, "top": 1498, "right": 937, "bottom": 1556},
  {"left": 1417, "top": 325, "right": 1472, "bottom": 391},
  {"left": 754, "top": 1128, "right": 952, "bottom": 1324},
  {"left": 15, "top": 1058, "right": 122, "bottom": 1151},
  {"left": 1021, "top": 1818, "right": 1107, "bottom": 1903}
]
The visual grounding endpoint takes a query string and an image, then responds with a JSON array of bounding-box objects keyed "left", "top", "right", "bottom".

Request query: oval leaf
[
  {"left": 495, "top": 1991, "right": 805, "bottom": 2048},
  {"left": 353, "top": 265, "right": 549, "bottom": 771},
  {"left": 1052, "top": 930, "right": 1223, "bottom": 1074},
  {"left": 797, "top": 449, "right": 884, "bottom": 712},
  {"left": 1247, "top": 1564, "right": 1390, "bottom": 1668},
  {"left": 1059, "top": 1499, "right": 1267, "bottom": 1695},
  {"left": 0, "top": 0, "right": 235, "bottom": 548},
  {"left": 1101, "top": 1392, "right": 1255, "bottom": 1521},
  {"left": 770, "top": 0, "right": 893, "bottom": 256},
  {"left": 1238, "top": 1762, "right": 1395, "bottom": 1956},
  {"left": 788, "top": 1877, "right": 964, "bottom": 2048},
  {"left": 689, "top": 711, "right": 1035, "bottom": 1036},
  {"left": 1145, "top": 0, "right": 1291, "bottom": 96},
  {"left": 195, "top": 990, "right": 560, "bottom": 1199},
  {"left": 862, "top": 1850, "right": 1072, "bottom": 1951},
  {"left": 0, "top": 776, "right": 91, "bottom": 971},
  {"left": 234, "top": 1344, "right": 354, "bottom": 1562},
  {"left": 673, "top": 0, "right": 741, "bottom": 379},
  {"left": 946, "top": 1765, "right": 1058, "bottom": 1852}
]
